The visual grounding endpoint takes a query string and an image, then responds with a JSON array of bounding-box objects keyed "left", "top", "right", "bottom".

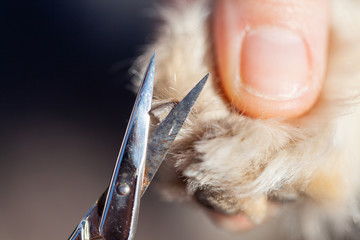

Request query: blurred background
[{"left": 0, "top": 1, "right": 285, "bottom": 239}]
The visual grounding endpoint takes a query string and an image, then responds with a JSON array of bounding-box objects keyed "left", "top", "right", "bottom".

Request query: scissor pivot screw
[{"left": 117, "top": 183, "right": 130, "bottom": 195}]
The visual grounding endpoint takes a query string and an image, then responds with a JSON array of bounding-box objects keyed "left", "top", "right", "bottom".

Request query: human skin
[{"left": 214, "top": 0, "right": 329, "bottom": 119}]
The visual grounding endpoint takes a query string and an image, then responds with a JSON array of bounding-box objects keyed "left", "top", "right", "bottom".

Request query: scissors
[{"left": 69, "top": 54, "right": 208, "bottom": 240}]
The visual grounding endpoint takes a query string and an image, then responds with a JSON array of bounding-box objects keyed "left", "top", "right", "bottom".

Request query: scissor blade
[
  {"left": 68, "top": 55, "right": 155, "bottom": 240},
  {"left": 143, "top": 73, "right": 209, "bottom": 193},
  {"left": 98, "top": 54, "right": 155, "bottom": 240}
]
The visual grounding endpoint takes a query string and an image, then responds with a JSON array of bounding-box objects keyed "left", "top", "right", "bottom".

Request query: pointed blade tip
[
  {"left": 201, "top": 73, "right": 209, "bottom": 84},
  {"left": 141, "top": 53, "right": 156, "bottom": 91},
  {"left": 146, "top": 53, "right": 155, "bottom": 78},
  {"left": 187, "top": 73, "right": 209, "bottom": 100},
  {"left": 146, "top": 53, "right": 155, "bottom": 75},
  {"left": 194, "top": 73, "right": 209, "bottom": 90},
  {"left": 149, "top": 52, "right": 155, "bottom": 67}
]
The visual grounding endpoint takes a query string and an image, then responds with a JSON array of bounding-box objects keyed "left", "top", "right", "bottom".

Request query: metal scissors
[{"left": 69, "top": 54, "right": 208, "bottom": 240}]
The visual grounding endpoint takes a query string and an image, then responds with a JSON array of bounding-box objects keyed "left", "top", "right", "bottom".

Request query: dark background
[{"left": 0, "top": 1, "right": 283, "bottom": 239}]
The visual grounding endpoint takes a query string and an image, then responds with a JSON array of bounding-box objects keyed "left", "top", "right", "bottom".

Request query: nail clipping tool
[{"left": 69, "top": 54, "right": 209, "bottom": 240}]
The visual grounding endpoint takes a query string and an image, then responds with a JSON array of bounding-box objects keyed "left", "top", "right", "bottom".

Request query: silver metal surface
[
  {"left": 68, "top": 54, "right": 209, "bottom": 240},
  {"left": 98, "top": 53, "right": 155, "bottom": 240},
  {"left": 69, "top": 54, "right": 155, "bottom": 240},
  {"left": 143, "top": 73, "right": 209, "bottom": 193},
  {"left": 117, "top": 183, "right": 130, "bottom": 196}
]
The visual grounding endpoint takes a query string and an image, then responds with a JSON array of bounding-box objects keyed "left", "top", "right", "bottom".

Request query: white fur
[{"left": 132, "top": 0, "right": 360, "bottom": 239}]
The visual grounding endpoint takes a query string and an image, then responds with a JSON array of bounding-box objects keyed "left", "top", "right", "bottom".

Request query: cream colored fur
[{"left": 132, "top": 0, "right": 360, "bottom": 239}]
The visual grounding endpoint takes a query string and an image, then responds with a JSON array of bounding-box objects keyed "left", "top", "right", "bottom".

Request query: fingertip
[{"left": 214, "top": 0, "right": 329, "bottom": 119}]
